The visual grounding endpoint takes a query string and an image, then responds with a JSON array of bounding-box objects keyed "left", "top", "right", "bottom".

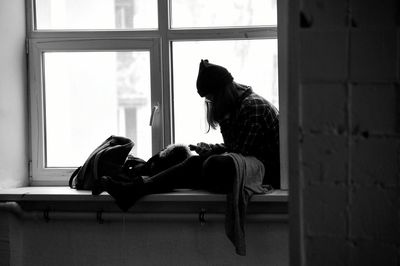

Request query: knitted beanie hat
[{"left": 196, "top": 59, "right": 234, "bottom": 97}]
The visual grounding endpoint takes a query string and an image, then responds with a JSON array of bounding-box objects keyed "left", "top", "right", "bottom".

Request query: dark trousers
[
  {"left": 143, "top": 154, "right": 235, "bottom": 194},
  {"left": 104, "top": 154, "right": 236, "bottom": 211}
]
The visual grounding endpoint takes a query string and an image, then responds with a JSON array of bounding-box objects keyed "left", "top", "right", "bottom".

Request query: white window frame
[
  {"left": 26, "top": 0, "right": 288, "bottom": 189},
  {"left": 28, "top": 38, "right": 163, "bottom": 185}
]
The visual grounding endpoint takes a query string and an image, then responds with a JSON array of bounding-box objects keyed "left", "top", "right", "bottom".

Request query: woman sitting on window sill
[
  {"left": 96, "top": 59, "right": 280, "bottom": 211},
  {"left": 95, "top": 59, "right": 280, "bottom": 255}
]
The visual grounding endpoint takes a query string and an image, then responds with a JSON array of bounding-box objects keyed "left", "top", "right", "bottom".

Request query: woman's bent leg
[
  {"left": 102, "top": 156, "right": 204, "bottom": 211},
  {"left": 202, "top": 154, "right": 235, "bottom": 193},
  {"left": 142, "top": 155, "right": 204, "bottom": 193}
]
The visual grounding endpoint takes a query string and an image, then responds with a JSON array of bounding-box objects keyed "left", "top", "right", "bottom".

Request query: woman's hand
[
  {"left": 189, "top": 142, "right": 212, "bottom": 156},
  {"left": 189, "top": 142, "right": 226, "bottom": 157}
]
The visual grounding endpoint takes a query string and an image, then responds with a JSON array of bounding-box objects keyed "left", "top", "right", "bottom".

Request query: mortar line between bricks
[
  {"left": 345, "top": 0, "right": 353, "bottom": 250},
  {"left": 397, "top": 29, "right": 400, "bottom": 81},
  {"left": 346, "top": 82, "right": 353, "bottom": 245},
  {"left": 397, "top": 139, "right": 400, "bottom": 192}
]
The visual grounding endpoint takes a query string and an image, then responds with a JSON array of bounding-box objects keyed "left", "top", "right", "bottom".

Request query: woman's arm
[
  {"left": 189, "top": 142, "right": 227, "bottom": 157},
  {"left": 224, "top": 98, "right": 277, "bottom": 155}
]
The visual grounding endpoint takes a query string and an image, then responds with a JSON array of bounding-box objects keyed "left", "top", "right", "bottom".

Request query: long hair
[{"left": 205, "top": 82, "right": 240, "bottom": 131}]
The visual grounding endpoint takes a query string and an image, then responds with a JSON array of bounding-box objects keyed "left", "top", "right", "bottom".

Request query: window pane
[
  {"left": 170, "top": 0, "right": 276, "bottom": 28},
  {"left": 172, "top": 39, "right": 278, "bottom": 146},
  {"left": 35, "top": 0, "right": 158, "bottom": 30},
  {"left": 43, "top": 51, "right": 152, "bottom": 167}
]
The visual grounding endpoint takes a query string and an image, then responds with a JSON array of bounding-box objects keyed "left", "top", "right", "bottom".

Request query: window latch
[{"left": 149, "top": 103, "right": 159, "bottom": 126}]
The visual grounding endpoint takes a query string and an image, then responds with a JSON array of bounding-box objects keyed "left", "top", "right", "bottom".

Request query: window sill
[{"left": 0, "top": 187, "right": 288, "bottom": 218}]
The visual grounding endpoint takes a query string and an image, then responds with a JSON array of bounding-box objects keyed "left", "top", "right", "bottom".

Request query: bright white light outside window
[
  {"left": 172, "top": 39, "right": 278, "bottom": 146},
  {"left": 170, "top": 0, "right": 277, "bottom": 28},
  {"left": 44, "top": 51, "right": 152, "bottom": 167},
  {"left": 35, "top": 0, "right": 158, "bottom": 30}
]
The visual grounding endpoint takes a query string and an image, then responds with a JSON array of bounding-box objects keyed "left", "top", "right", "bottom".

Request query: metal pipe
[{"left": 1, "top": 202, "right": 288, "bottom": 223}]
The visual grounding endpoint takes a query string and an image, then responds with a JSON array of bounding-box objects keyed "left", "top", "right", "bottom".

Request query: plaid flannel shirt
[{"left": 219, "top": 87, "right": 280, "bottom": 187}]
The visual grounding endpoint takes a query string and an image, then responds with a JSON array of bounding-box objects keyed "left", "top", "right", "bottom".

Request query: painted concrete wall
[
  {"left": 0, "top": 0, "right": 28, "bottom": 189},
  {"left": 295, "top": 0, "right": 399, "bottom": 265},
  {"left": 0, "top": 209, "right": 288, "bottom": 266}
]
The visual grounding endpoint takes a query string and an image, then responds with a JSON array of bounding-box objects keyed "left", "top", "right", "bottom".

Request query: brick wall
[{"left": 296, "top": 0, "right": 399, "bottom": 265}]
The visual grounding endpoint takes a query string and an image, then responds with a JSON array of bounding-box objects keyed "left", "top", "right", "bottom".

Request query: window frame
[
  {"left": 26, "top": 0, "right": 288, "bottom": 190},
  {"left": 28, "top": 38, "right": 163, "bottom": 185}
]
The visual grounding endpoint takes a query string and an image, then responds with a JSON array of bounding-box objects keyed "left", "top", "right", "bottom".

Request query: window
[
  {"left": 173, "top": 39, "right": 278, "bottom": 145},
  {"left": 27, "top": 0, "right": 286, "bottom": 187},
  {"left": 43, "top": 51, "right": 152, "bottom": 167},
  {"left": 35, "top": 0, "right": 158, "bottom": 30}
]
